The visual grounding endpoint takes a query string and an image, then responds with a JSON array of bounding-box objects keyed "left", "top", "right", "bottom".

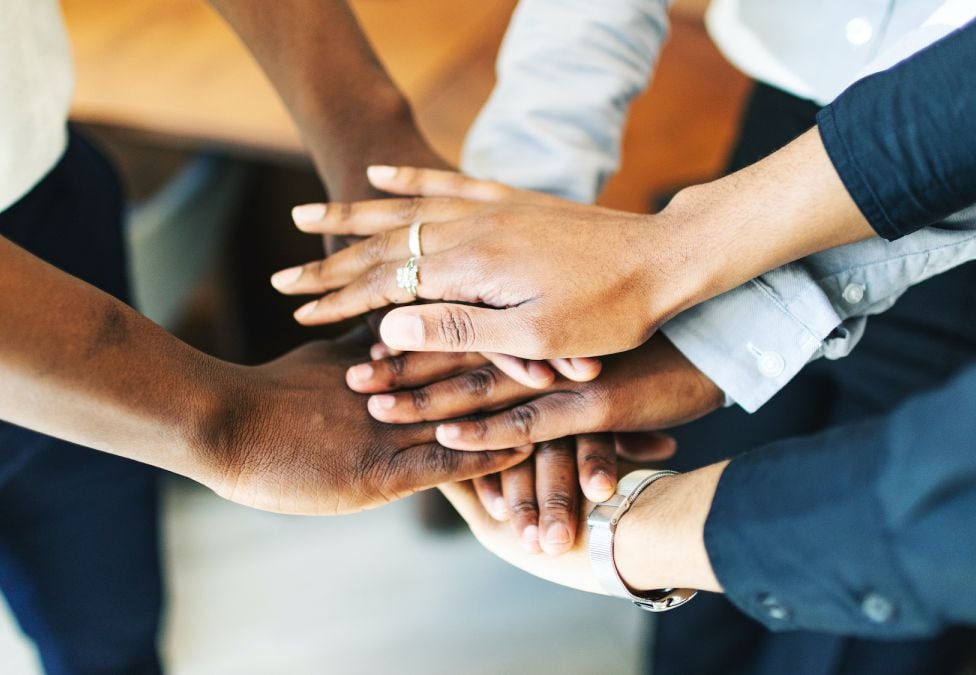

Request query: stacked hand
[
  {"left": 270, "top": 167, "right": 709, "bottom": 360},
  {"left": 336, "top": 335, "right": 722, "bottom": 551},
  {"left": 268, "top": 167, "right": 731, "bottom": 544},
  {"left": 201, "top": 330, "right": 531, "bottom": 515}
]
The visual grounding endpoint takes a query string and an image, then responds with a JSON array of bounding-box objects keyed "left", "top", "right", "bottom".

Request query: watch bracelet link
[{"left": 587, "top": 469, "right": 698, "bottom": 612}]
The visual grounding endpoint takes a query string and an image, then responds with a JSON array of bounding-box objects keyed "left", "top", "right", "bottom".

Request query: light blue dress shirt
[{"left": 462, "top": 0, "right": 976, "bottom": 411}]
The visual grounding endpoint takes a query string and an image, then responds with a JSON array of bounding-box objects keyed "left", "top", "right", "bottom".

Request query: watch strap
[{"left": 588, "top": 469, "right": 698, "bottom": 612}]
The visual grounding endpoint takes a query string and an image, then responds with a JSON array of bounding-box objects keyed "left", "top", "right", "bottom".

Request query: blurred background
[{"left": 0, "top": 0, "right": 750, "bottom": 672}]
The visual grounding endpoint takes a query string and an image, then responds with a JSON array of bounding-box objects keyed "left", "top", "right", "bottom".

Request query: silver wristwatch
[{"left": 587, "top": 469, "right": 698, "bottom": 612}]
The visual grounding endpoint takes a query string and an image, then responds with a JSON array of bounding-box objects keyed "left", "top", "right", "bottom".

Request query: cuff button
[
  {"left": 843, "top": 283, "right": 866, "bottom": 304},
  {"left": 758, "top": 593, "right": 792, "bottom": 621},
  {"left": 861, "top": 592, "right": 896, "bottom": 624},
  {"left": 757, "top": 351, "right": 786, "bottom": 378}
]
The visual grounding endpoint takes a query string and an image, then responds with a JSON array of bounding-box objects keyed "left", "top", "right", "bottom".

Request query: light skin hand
[
  {"left": 214, "top": 0, "right": 598, "bottom": 388},
  {"left": 440, "top": 458, "right": 726, "bottom": 596},
  {"left": 471, "top": 433, "right": 678, "bottom": 556},
  {"left": 272, "top": 128, "right": 875, "bottom": 359},
  {"left": 345, "top": 335, "right": 724, "bottom": 451}
]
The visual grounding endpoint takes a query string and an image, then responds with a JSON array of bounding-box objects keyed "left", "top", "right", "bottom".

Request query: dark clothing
[
  {"left": 0, "top": 130, "right": 163, "bottom": 675},
  {"left": 649, "top": 83, "right": 975, "bottom": 675},
  {"left": 818, "top": 19, "right": 976, "bottom": 241},
  {"left": 708, "top": 359, "right": 976, "bottom": 637}
]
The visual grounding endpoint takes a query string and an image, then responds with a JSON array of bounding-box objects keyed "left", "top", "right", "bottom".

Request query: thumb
[{"left": 380, "top": 304, "right": 543, "bottom": 357}]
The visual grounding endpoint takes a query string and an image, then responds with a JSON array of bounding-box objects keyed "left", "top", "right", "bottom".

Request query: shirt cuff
[
  {"left": 660, "top": 273, "right": 844, "bottom": 413},
  {"left": 703, "top": 423, "right": 938, "bottom": 638}
]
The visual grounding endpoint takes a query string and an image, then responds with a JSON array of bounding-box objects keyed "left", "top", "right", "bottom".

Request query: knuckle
[
  {"left": 535, "top": 439, "right": 572, "bottom": 458},
  {"left": 395, "top": 197, "right": 423, "bottom": 222},
  {"left": 541, "top": 492, "right": 575, "bottom": 514},
  {"left": 336, "top": 201, "right": 353, "bottom": 222},
  {"left": 364, "top": 265, "right": 388, "bottom": 295},
  {"left": 461, "top": 366, "right": 499, "bottom": 398},
  {"left": 361, "top": 233, "right": 390, "bottom": 265},
  {"left": 509, "top": 497, "right": 539, "bottom": 518},
  {"left": 386, "top": 354, "right": 408, "bottom": 377},
  {"left": 506, "top": 403, "right": 540, "bottom": 439},
  {"left": 436, "top": 307, "right": 477, "bottom": 350},
  {"left": 423, "top": 445, "right": 461, "bottom": 476},
  {"left": 409, "top": 387, "right": 432, "bottom": 411}
]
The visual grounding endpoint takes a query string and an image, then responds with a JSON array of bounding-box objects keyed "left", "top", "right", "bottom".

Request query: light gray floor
[{"left": 0, "top": 476, "right": 645, "bottom": 674}]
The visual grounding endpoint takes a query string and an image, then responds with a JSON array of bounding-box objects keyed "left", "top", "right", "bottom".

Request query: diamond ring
[
  {"left": 408, "top": 221, "right": 424, "bottom": 257},
  {"left": 396, "top": 256, "right": 419, "bottom": 297}
]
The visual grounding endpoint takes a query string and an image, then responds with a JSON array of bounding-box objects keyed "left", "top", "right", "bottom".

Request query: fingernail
[
  {"left": 270, "top": 266, "right": 302, "bottom": 290},
  {"left": 436, "top": 425, "right": 462, "bottom": 444},
  {"left": 521, "top": 525, "right": 539, "bottom": 549},
  {"left": 371, "top": 394, "right": 396, "bottom": 411},
  {"left": 545, "top": 523, "right": 571, "bottom": 546},
  {"left": 528, "top": 360, "right": 554, "bottom": 385},
  {"left": 347, "top": 363, "right": 374, "bottom": 383},
  {"left": 491, "top": 497, "right": 507, "bottom": 520},
  {"left": 370, "top": 343, "right": 388, "bottom": 361},
  {"left": 571, "top": 357, "right": 597, "bottom": 373},
  {"left": 590, "top": 472, "right": 615, "bottom": 500},
  {"left": 367, "top": 165, "right": 398, "bottom": 182},
  {"left": 381, "top": 314, "right": 425, "bottom": 350},
  {"left": 294, "top": 300, "right": 317, "bottom": 320},
  {"left": 292, "top": 204, "right": 326, "bottom": 226}
]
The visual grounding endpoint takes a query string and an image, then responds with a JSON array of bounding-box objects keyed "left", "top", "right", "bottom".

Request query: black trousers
[
  {"left": 0, "top": 130, "right": 163, "bottom": 675},
  {"left": 647, "top": 84, "right": 976, "bottom": 675}
]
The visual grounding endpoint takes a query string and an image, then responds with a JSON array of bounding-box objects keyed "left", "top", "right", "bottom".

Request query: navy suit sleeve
[
  {"left": 817, "top": 19, "right": 976, "bottom": 241},
  {"left": 704, "top": 362, "right": 976, "bottom": 638}
]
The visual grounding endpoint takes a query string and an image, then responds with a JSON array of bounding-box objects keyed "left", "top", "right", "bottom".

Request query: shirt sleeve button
[
  {"left": 757, "top": 351, "right": 786, "bottom": 378},
  {"left": 861, "top": 592, "right": 896, "bottom": 624},
  {"left": 842, "top": 283, "right": 866, "bottom": 304},
  {"left": 758, "top": 593, "right": 792, "bottom": 621}
]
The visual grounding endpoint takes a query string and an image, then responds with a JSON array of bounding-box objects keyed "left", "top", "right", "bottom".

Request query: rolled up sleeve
[{"left": 705, "top": 362, "right": 976, "bottom": 637}]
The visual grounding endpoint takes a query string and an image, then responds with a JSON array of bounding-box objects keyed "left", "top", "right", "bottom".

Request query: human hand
[
  {"left": 345, "top": 335, "right": 723, "bottom": 451},
  {"left": 200, "top": 332, "right": 530, "bottom": 515},
  {"left": 442, "top": 457, "right": 726, "bottom": 596},
  {"left": 441, "top": 479, "right": 604, "bottom": 594},
  {"left": 471, "top": 433, "right": 678, "bottom": 557},
  {"left": 271, "top": 167, "right": 710, "bottom": 359}
]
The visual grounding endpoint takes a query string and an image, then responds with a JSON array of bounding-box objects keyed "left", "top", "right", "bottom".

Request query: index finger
[{"left": 292, "top": 196, "right": 480, "bottom": 236}]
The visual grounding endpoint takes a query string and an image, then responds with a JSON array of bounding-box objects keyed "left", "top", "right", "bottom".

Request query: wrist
[
  {"left": 304, "top": 93, "right": 447, "bottom": 200},
  {"left": 182, "top": 359, "right": 262, "bottom": 495},
  {"left": 653, "top": 128, "right": 875, "bottom": 317},
  {"left": 614, "top": 462, "right": 728, "bottom": 593}
]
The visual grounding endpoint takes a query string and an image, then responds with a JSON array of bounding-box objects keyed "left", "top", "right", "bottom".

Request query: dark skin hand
[
  {"left": 207, "top": 0, "right": 449, "bottom": 203},
  {"left": 341, "top": 336, "right": 717, "bottom": 549},
  {"left": 346, "top": 335, "right": 724, "bottom": 450},
  {"left": 0, "top": 237, "right": 529, "bottom": 516}
]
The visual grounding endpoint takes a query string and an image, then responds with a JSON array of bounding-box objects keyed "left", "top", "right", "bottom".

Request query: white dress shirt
[
  {"left": 462, "top": 0, "right": 976, "bottom": 411},
  {"left": 0, "top": 0, "right": 74, "bottom": 213}
]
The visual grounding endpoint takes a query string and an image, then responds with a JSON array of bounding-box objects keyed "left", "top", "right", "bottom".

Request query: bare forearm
[
  {"left": 614, "top": 461, "right": 729, "bottom": 593},
  {"left": 660, "top": 128, "right": 876, "bottom": 316},
  {"left": 0, "top": 237, "right": 228, "bottom": 482},
  {"left": 208, "top": 0, "right": 443, "bottom": 199}
]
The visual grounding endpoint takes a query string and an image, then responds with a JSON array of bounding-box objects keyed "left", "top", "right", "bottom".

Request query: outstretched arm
[
  {"left": 449, "top": 360, "right": 976, "bottom": 637},
  {"left": 207, "top": 0, "right": 447, "bottom": 201},
  {"left": 0, "top": 236, "right": 527, "bottom": 515}
]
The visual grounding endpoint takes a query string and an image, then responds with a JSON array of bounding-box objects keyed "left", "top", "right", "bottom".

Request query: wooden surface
[
  {"left": 63, "top": 0, "right": 517, "bottom": 164},
  {"left": 64, "top": 1, "right": 748, "bottom": 211}
]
